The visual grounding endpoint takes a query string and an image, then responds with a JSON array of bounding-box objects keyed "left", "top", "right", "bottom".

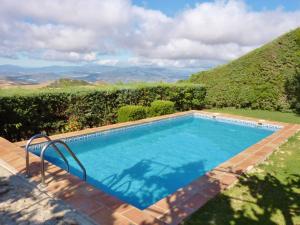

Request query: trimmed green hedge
[
  {"left": 148, "top": 100, "right": 175, "bottom": 116},
  {"left": 117, "top": 105, "right": 148, "bottom": 122},
  {"left": 0, "top": 84, "right": 206, "bottom": 141}
]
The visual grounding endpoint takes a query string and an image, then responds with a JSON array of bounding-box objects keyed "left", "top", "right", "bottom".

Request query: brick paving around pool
[{"left": 1, "top": 110, "right": 299, "bottom": 225}]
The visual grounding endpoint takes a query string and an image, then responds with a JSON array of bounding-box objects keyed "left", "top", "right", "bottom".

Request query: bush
[
  {"left": 148, "top": 100, "right": 175, "bottom": 116},
  {"left": 117, "top": 105, "right": 147, "bottom": 122},
  {"left": 286, "top": 68, "right": 300, "bottom": 113},
  {"left": 0, "top": 84, "right": 206, "bottom": 141}
]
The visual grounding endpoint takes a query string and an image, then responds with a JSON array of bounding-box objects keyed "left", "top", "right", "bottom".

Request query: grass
[
  {"left": 206, "top": 108, "right": 300, "bottom": 124},
  {"left": 185, "top": 109, "right": 300, "bottom": 225},
  {"left": 185, "top": 132, "right": 300, "bottom": 225}
]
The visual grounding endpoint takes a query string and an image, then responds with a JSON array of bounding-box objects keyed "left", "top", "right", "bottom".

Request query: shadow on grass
[{"left": 184, "top": 172, "right": 300, "bottom": 225}]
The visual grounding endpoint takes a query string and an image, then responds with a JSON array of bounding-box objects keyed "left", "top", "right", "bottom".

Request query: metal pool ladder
[{"left": 25, "top": 134, "right": 87, "bottom": 185}]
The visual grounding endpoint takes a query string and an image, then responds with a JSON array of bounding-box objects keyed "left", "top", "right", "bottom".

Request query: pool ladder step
[{"left": 25, "top": 134, "right": 86, "bottom": 185}]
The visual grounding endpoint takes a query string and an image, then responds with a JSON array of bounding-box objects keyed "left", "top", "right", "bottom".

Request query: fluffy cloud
[
  {"left": 130, "top": 1, "right": 300, "bottom": 63},
  {"left": 0, "top": 0, "right": 299, "bottom": 67}
]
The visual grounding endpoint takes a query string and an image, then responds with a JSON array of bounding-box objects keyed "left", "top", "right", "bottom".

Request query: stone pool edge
[{"left": 0, "top": 110, "right": 299, "bottom": 225}]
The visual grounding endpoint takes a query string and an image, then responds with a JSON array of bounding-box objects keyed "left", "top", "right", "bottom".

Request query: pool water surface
[{"left": 29, "top": 114, "right": 276, "bottom": 209}]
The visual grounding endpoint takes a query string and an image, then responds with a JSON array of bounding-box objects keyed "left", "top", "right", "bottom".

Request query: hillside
[{"left": 189, "top": 28, "right": 300, "bottom": 112}]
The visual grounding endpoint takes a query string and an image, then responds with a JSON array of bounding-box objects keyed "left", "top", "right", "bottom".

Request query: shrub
[
  {"left": 286, "top": 68, "right": 300, "bottom": 113},
  {"left": 65, "top": 115, "right": 83, "bottom": 132},
  {"left": 117, "top": 105, "right": 147, "bottom": 122},
  {"left": 148, "top": 100, "right": 175, "bottom": 117},
  {"left": 0, "top": 84, "right": 206, "bottom": 141}
]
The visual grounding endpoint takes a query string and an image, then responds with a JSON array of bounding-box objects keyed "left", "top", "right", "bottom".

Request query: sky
[{"left": 0, "top": 0, "right": 300, "bottom": 68}]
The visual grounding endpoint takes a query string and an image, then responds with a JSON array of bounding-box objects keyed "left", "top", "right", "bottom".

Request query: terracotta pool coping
[{"left": 1, "top": 110, "right": 299, "bottom": 225}]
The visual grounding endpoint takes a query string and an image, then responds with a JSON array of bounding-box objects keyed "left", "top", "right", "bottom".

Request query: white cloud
[
  {"left": 97, "top": 59, "right": 119, "bottom": 66},
  {"left": 0, "top": 0, "right": 299, "bottom": 67},
  {"left": 129, "top": 0, "right": 300, "bottom": 65}
]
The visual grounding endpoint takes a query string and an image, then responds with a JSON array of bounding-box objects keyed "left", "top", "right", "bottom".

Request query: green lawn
[
  {"left": 185, "top": 109, "right": 300, "bottom": 225},
  {"left": 206, "top": 108, "right": 300, "bottom": 124}
]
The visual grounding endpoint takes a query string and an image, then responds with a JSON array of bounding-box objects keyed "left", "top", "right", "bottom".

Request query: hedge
[
  {"left": 117, "top": 105, "right": 148, "bottom": 122},
  {"left": 0, "top": 84, "right": 206, "bottom": 141},
  {"left": 148, "top": 100, "right": 175, "bottom": 117}
]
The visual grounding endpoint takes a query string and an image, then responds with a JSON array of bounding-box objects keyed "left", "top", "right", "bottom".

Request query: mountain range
[{"left": 0, "top": 64, "right": 202, "bottom": 84}]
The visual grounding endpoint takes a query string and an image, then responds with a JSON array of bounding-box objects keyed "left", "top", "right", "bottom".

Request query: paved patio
[{"left": 0, "top": 161, "right": 96, "bottom": 225}]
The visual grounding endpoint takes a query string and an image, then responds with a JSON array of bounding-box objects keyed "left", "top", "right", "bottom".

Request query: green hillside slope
[{"left": 189, "top": 28, "right": 300, "bottom": 111}]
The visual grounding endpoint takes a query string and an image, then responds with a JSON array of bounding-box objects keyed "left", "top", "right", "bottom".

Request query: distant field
[
  {"left": 0, "top": 80, "right": 52, "bottom": 89},
  {"left": 0, "top": 80, "right": 195, "bottom": 96},
  {"left": 207, "top": 108, "right": 300, "bottom": 124}
]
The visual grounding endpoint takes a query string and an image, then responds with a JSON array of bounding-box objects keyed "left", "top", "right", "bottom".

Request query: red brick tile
[
  {"left": 111, "top": 203, "right": 134, "bottom": 215},
  {"left": 70, "top": 184, "right": 105, "bottom": 199},
  {"left": 90, "top": 207, "right": 132, "bottom": 225},
  {"left": 159, "top": 207, "right": 188, "bottom": 225},
  {"left": 206, "top": 170, "right": 224, "bottom": 179},
  {"left": 0, "top": 147, "right": 11, "bottom": 155},
  {"left": 93, "top": 192, "right": 126, "bottom": 211},
  {"left": 227, "top": 152, "right": 249, "bottom": 165},
  {"left": 242, "top": 146, "right": 262, "bottom": 155},
  {"left": 232, "top": 158, "right": 257, "bottom": 174},
  {"left": 193, "top": 175, "right": 214, "bottom": 187},
  {"left": 154, "top": 195, "right": 177, "bottom": 211},
  {"left": 122, "top": 208, "right": 164, "bottom": 225},
  {"left": 1, "top": 151, "right": 20, "bottom": 163},
  {"left": 218, "top": 173, "right": 238, "bottom": 188},
  {"left": 143, "top": 205, "right": 167, "bottom": 219},
  {"left": 46, "top": 176, "right": 84, "bottom": 196},
  {"left": 65, "top": 195, "right": 104, "bottom": 215},
  {"left": 179, "top": 193, "right": 209, "bottom": 214},
  {"left": 200, "top": 181, "right": 221, "bottom": 198},
  {"left": 259, "top": 146, "right": 274, "bottom": 154},
  {"left": 9, "top": 157, "right": 25, "bottom": 171}
]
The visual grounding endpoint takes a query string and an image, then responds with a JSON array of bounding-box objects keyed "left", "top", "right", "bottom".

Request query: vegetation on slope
[
  {"left": 189, "top": 28, "right": 300, "bottom": 112},
  {"left": 47, "top": 78, "right": 92, "bottom": 87}
]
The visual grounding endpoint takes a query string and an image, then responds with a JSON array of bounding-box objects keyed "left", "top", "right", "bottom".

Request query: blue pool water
[{"left": 29, "top": 114, "right": 276, "bottom": 209}]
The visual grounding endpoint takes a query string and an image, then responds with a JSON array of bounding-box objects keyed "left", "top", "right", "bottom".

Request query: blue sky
[
  {"left": 133, "top": 0, "right": 300, "bottom": 15},
  {"left": 0, "top": 0, "right": 300, "bottom": 68}
]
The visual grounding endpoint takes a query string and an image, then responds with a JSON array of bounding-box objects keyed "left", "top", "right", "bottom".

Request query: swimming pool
[{"left": 29, "top": 113, "right": 279, "bottom": 209}]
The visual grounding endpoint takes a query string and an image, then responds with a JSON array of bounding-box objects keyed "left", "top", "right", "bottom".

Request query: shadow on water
[
  {"left": 87, "top": 158, "right": 207, "bottom": 210},
  {"left": 184, "top": 172, "right": 300, "bottom": 225}
]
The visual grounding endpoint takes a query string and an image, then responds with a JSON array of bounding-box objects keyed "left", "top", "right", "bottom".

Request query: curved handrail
[
  {"left": 40, "top": 140, "right": 86, "bottom": 185},
  {"left": 25, "top": 134, "right": 70, "bottom": 177}
]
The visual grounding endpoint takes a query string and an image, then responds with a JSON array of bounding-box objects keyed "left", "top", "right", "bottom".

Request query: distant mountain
[
  {"left": 189, "top": 28, "right": 300, "bottom": 111},
  {"left": 0, "top": 64, "right": 202, "bottom": 84}
]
